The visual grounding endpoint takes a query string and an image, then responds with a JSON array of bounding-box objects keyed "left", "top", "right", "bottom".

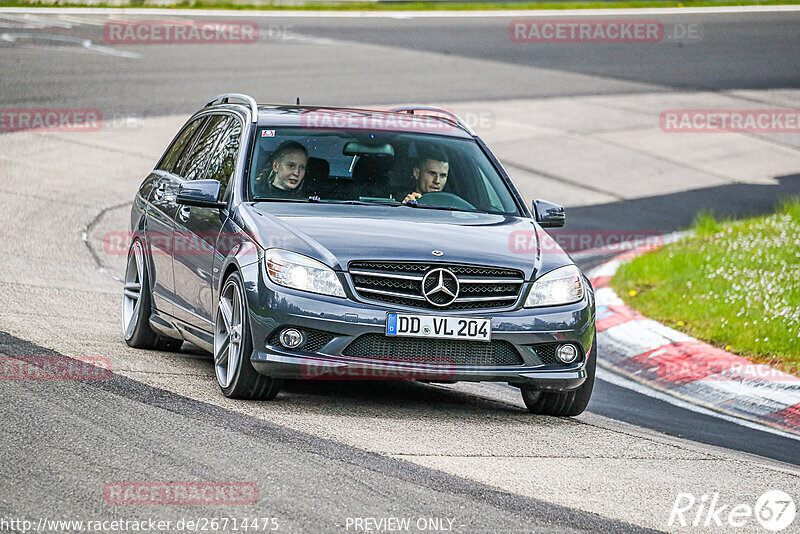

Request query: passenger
[
  {"left": 403, "top": 148, "right": 449, "bottom": 203},
  {"left": 254, "top": 140, "right": 308, "bottom": 198}
]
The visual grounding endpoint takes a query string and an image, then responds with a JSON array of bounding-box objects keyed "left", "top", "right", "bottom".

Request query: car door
[
  {"left": 145, "top": 116, "right": 206, "bottom": 316},
  {"left": 171, "top": 114, "right": 234, "bottom": 331}
]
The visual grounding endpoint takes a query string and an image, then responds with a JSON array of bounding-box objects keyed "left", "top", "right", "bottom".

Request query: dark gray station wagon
[{"left": 123, "top": 93, "right": 597, "bottom": 416}]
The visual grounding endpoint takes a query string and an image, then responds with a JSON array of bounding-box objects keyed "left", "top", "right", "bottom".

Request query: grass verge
[
  {"left": 1, "top": 0, "right": 799, "bottom": 10},
  {"left": 611, "top": 199, "right": 800, "bottom": 376}
]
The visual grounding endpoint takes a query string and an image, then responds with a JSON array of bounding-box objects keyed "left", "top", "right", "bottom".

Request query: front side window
[{"left": 248, "top": 128, "right": 519, "bottom": 215}]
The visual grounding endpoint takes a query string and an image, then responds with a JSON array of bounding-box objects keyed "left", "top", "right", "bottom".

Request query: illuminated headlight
[
  {"left": 263, "top": 249, "right": 346, "bottom": 298},
  {"left": 524, "top": 265, "right": 584, "bottom": 308}
]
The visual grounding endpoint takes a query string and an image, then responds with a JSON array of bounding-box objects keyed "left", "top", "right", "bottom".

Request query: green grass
[
  {"left": 611, "top": 199, "right": 800, "bottom": 376},
  {"left": 2, "top": 0, "right": 798, "bottom": 10}
]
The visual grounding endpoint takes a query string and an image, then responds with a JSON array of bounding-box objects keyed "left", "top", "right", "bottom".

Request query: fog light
[
  {"left": 279, "top": 328, "right": 305, "bottom": 349},
  {"left": 556, "top": 344, "right": 579, "bottom": 364}
]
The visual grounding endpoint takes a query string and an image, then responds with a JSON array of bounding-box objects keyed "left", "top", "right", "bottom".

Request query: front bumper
[{"left": 241, "top": 262, "right": 595, "bottom": 390}]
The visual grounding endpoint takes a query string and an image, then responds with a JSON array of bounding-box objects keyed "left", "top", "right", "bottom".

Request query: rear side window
[
  {"left": 206, "top": 118, "right": 242, "bottom": 199},
  {"left": 157, "top": 118, "right": 204, "bottom": 173},
  {"left": 172, "top": 118, "right": 208, "bottom": 175},
  {"left": 179, "top": 115, "right": 230, "bottom": 181}
]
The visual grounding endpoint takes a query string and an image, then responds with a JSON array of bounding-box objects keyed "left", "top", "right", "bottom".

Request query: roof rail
[
  {"left": 205, "top": 93, "right": 258, "bottom": 122},
  {"left": 386, "top": 105, "right": 475, "bottom": 136}
]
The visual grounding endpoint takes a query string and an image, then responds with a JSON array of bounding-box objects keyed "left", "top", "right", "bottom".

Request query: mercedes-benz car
[{"left": 122, "top": 93, "right": 596, "bottom": 416}]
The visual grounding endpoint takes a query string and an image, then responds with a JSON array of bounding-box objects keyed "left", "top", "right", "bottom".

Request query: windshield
[{"left": 248, "top": 127, "right": 520, "bottom": 215}]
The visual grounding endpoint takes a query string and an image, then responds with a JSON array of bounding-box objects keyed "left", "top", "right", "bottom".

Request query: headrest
[
  {"left": 352, "top": 155, "right": 394, "bottom": 182},
  {"left": 305, "top": 157, "right": 330, "bottom": 180}
]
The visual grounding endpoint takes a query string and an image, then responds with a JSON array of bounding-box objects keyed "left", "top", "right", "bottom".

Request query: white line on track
[
  {"left": 0, "top": 32, "right": 140, "bottom": 57},
  {"left": 0, "top": 13, "right": 73, "bottom": 27},
  {"left": 1, "top": 5, "right": 800, "bottom": 17},
  {"left": 596, "top": 366, "right": 800, "bottom": 442}
]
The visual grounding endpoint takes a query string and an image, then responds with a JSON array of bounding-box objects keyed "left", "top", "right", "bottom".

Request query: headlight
[
  {"left": 263, "top": 249, "right": 346, "bottom": 298},
  {"left": 524, "top": 265, "right": 584, "bottom": 308}
]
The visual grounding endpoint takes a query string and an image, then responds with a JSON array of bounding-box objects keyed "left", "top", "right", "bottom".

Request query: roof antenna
[{"left": 296, "top": 97, "right": 300, "bottom": 105}]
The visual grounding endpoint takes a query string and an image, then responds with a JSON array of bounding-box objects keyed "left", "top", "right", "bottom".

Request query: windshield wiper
[
  {"left": 401, "top": 203, "right": 475, "bottom": 213},
  {"left": 323, "top": 199, "right": 402, "bottom": 206},
  {"left": 252, "top": 197, "right": 403, "bottom": 207},
  {"left": 251, "top": 196, "right": 321, "bottom": 203}
]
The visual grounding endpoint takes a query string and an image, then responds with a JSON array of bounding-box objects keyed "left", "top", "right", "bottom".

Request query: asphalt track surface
[
  {"left": 2, "top": 11, "right": 799, "bottom": 112},
  {"left": 1, "top": 332, "right": 655, "bottom": 534},
  {"left": 1, "top": 9, "right": 800, "bottom": 533}
]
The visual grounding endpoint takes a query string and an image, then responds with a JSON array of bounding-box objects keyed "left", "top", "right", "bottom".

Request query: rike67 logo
[{"left": 669, "top": 490, "right": 796, "bottom": 531}]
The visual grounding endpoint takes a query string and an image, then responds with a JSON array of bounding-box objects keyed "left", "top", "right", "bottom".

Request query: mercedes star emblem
[{"left": 421, "top": 268, "right": 460, "bottom": 307}]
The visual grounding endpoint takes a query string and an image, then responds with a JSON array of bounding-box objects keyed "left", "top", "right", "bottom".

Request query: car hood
[{"left": 242, "top": 203, "right": 573, "bottom": 280}]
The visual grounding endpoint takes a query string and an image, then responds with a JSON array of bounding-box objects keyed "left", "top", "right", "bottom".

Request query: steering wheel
[{"left": 415, "top": 191, "right": 476, "bottom": 211}]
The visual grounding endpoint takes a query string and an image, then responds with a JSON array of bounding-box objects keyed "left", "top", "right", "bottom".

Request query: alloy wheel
[
  {"left": 214, "top": 278, "right": 244, "bottom": 389},
  {"left": 122, "top": 241, "right": 144, "bottom": 340}
]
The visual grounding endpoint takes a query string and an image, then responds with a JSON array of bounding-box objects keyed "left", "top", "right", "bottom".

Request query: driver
[
  {"left": 403, "top": 148, "right": 449, "bottom": 203},
  {"left": 254, "top": 140, "right": 308, "bottom": 198}
]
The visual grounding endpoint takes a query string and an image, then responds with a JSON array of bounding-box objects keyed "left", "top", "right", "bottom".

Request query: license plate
[{"left": 386, "top": 313, "right": 491, "bottom": 342}]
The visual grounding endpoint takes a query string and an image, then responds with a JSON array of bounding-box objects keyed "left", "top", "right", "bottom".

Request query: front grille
[
  {"left": 342, "top": 334, "right": 524, "bottom": 366},
  {"left": 349, "top": 261, "right": 524, "bottom": 311},
  {"left": 533, "top": 343, "right": 559, "bottom": 365},
  {"left": 268, "top": 328, "right": 334, "bottom": 352}
]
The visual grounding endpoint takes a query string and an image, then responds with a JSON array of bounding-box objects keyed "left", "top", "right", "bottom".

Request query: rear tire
[
  {"left": 213, "top": 271, "right": 282, "bottom": 400},
  {"left": 521, "top": 338, "right": 596, "bottom": 416},
  {"left": 122, "top": 239, "right": 183, "bottom": 351}
]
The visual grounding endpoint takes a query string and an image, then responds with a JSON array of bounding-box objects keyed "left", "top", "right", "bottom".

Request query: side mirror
[
  {"left": 532, "top": 199, "right": 565, "bottom": 228},
  {"left": 176, "top": 180, "right": 225, "bottom": 209}
]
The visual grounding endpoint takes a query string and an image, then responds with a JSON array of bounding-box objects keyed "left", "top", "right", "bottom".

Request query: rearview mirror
[
  {"left": 343, "top": 142, "right": 394, "bottom": 156},
  {"left": 532, "top": 199, "right": 565, "bottom": 228},
  {"left": 176, "top": 180, "right": 225, "bottom": 209}
]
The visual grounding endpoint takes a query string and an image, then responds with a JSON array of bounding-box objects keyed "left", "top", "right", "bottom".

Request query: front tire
[
  {"left": 214, "top": 271, "right": 282, "bottom": 400},
  {"left": 122, "top": 239, "right": 183, "bottom": 351},
  {"left": 520, "top": 338, "right": 596, "bottom": 416}
]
